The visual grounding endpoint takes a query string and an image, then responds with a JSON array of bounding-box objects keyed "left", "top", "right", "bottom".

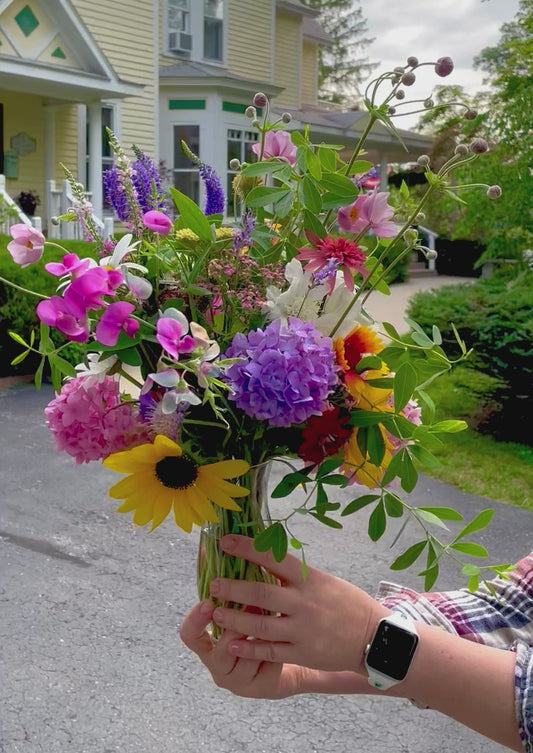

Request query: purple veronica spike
[
  {"left": 132, "top": 153, "right": 165, "bottom": 214},
  {"left": 103, "top": 165, "right": 130, "bottom": 222},
  {"left": 233, "top": 210, "right": 255, "bottom": 251},
  {"left": 199, "top": 163, "right": 225, "bottom": 216}
]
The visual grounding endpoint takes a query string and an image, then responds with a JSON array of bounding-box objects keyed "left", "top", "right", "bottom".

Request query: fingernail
[
  {"left": 220, "top": 535, "right": 237, "bottom": 552},
  {"left": 209, "top": 579, "right": 220, "bottom": 596},
  {"left": 228, "top": 641, "right": 241, "bottom": 654},
  {"left": 199, "top": 600, "right": 212, "bottom": 616}
]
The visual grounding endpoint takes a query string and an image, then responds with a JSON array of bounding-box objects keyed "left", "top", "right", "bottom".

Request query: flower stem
[{"left": 0, "top": 275, "right": 48, "bottom": 300}]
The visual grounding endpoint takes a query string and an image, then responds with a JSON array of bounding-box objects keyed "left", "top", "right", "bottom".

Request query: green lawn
[{"left": 421, "top": 367, "right": 533, "bottom": 510}]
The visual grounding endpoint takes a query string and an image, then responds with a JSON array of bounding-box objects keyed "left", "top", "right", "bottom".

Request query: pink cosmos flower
[
  {"left": 95, "top": 302, "right": 139, "bottom": 346},
  {"left": 296, "top": 233, "right": 367, "bottom": 293},
  {"left": 45, "top": 375, "right": 151, "bottom": 464},
  {"left": 142, "top": 210, "right": 173, "bottom": 236},
  {"left": 252, "top": 131, "right": 297, "bottom": 166},
  {"left": 45, "top": 253, "right": 94, "bottom": 280},
  {"left": 7, "top": 224, "right": 46, "bottom": 267},
  {"left": 337, "top": 190, "right": 401, "bottom": 238},
  {"left": 36, "top": 296, "right": 90, "bottom": 342},
  {"left": 156, "top": 310, "right": 196, "bottom": 361}
]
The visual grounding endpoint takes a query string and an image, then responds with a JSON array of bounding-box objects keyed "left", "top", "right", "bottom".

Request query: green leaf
[
  {"left": 299, "top": 176, "right": 322, "bottom": 214},
  {"left": 415, "top": 509, "right": 449, "bottom": 530},
  {"left": 423, "top": 565, "right": 439, "bottom": 591},
  {"left": 384, "top": 492, "right": 403, "bottom": 517},
  {"left": 348, "top": 160, "right": 373, "bottom": 175},
  {"left": 48, "top": 353, "right": 76, "bottom": 378},
  {"left": 317, "top": 145, "right": 337, "bottom": 172},
  {"left": 356, "top": 355, "right": 383, "bottom": 372},
  {"left": 318, "top": 172, "right": 358, "bottom": 199},
  {"left": 411, "top": 331, "right": 434, "bottom": 349},
  {"left": 8, "top": 331, "right": 29, "bottom": 348},
  {"left": 454, "top": 509, "right": 494, "bottom": 542},
  {"left": 11, "top": 349, "right": 30, "bottom": 365},
  {"left": 390, "top": 540, "right": 427, "bottom": 570},
  {"left": 381, "top": 450, "right": 404, "bottom": 486},
  {"left": 254, "top": 523, "right": 288, "bottom": 562},
  {"left": 118, "top": 347, "right": 142, "bottom": 367},
  {"left": 364, "top": 377, "right": 394, "bottom": 389},
  {"left": 356, "top": 426, "right": 368, "bottom": 457},
  {"left": 271, "top": 470, "right": 311, "bottom": 498},
  {"left": 305, "top": 149, "right": 323, "bottom": 180},
  {"left": 393, "top": 361, "right": 417, "bottom": 413},
  {"left": 382, "top": 322, "right": 401, "bottom": 341},
  {"left": 244, "top": 186, "right": 291, "bottom": 208},
  {"left": 451, "top": 542, "right": 488, "bottom": 558},
  {"left": 461, "top": 563, "right": 481, "bottom": 577},
  {"left": 320, "top": 474, "right": 347, "bottom": 486},
  {"left": 274, "top": 189, "right": 294, "bottom": 218},
  {"left": 348, "top": 410, "right": 390, "bottom": 427},
  {"left": 417, "top": 389, "right": 436, "bottom": 422},
  {"left": 341, "top": 494, "right": 380, "bottom": 516},
  {"left": 291, "top": 131, "right": 308, "bottom": 147},
  {"left": 169, "top": 187, "right": 212, "bottom": 242},
  {"left": 366, "top": 424, "right": 386, "bottom": 466},
  {"left": 467, "top": 575, "right": 480, "bottom": 592},
  {"left": 34, "top": 357, "right": 45, "bottom": 389},
  {"left": 240, "top": 161, "right": 287, "bottom": 177},
  {"left": 432, "top": 325, "right": 442, "bottom": 345},
  {"left": 303, "top": 209, "right": 327, "bottom": 239},
  {"left": 309, "top": 511, "right": 343, "bottom": 529},
  {"left": 430, "top": 419, "right": 468, "bottom": 434},
  {"left": 368, "top": 500, "right": 386, "bottom": 541},
  {"left": 408, "top": 444, "right": 440, "bottom": 469},
  {"left": 316, "top": 457, "right": 343, "bottom": 477},
  {"left": 418, "top": 507, "right": 463, "bottom": 521},
  {"left": 400, "top": 452, "right": 418, "bottom": 493},
  {"left": 290, "top": 537, "right": 303, "bottom": 550},
  {"left": 39, "top": 322, "right": 52, "bottom": 354}
]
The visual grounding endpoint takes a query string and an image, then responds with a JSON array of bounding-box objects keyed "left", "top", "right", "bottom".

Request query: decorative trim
[
  {"left": 222, "top": 101, "right": 261, "bottom": 115},
  {"left": 169, "top": 99, "right": 206, "bottom": 110}
]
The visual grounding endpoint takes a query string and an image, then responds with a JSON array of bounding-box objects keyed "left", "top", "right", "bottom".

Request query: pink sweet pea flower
[
  {"left": 252, "top": 131, "right": 297, "bottom": 166},
  {"left": 156, "top": 310, "right": 196, "bottom": 361},
  {"left": 64, "top": 267, "right": 123, "bottom": 316},
  {"left": 95, "top": 302, "right": 139, "bottom": 346},
  {"left": 45, "top": 253, "right": 95, "bottom": 279},
  {"left": 337, "top": 190, "right": 401, "bottom": 239},
  {"left": 7, "top": 224, "right": 46, "bottom": 267},
  {"left": 142, "top": 210, "right": 173, "bottom": 236},
  {"left": 36, "top": 296, "right": 90, "bottom": 342}
]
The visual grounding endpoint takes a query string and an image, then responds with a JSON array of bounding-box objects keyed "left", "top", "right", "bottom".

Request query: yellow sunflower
[{"left": 103, "top": 435, "right": 250, "bottom": 533}]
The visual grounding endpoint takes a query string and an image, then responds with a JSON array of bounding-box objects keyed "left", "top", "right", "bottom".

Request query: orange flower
[
  {"left": 335, "top": 325, "right": 384, "bottom": 371},
  {"left": 343, "top": 425, "right": 394, "bottom": 488},
  {"left": 344, "top": 367, "right": 392, "bottom": 412}
]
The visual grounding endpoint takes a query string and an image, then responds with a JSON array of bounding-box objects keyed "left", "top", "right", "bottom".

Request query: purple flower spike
[
  {"left": 199, "top": 163, "right": 225, "bottom": 216},
  {"left": 95, "top": 301, "right": 139, "bottom": 346},
  {"left": 224, "top": 317, "right": 338, "bottom": 427},
  {"left": 103, "top": 165, "right": 130, "bottom": 222},
  {"left": 132, "top": 153, "right": 165, "bottom": 214}
]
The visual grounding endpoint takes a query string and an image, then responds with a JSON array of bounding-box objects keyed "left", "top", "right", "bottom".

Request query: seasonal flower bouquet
[{"left": 3, "top": 56, "right": 511, "bottom": 609}]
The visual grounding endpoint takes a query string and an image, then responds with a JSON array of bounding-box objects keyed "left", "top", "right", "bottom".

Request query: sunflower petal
[
  {"left": 201, "top": 474, "right": 250, "bottom": 498},
  {"left": 153, "top": 434, "right": 182, "bottom": 457},
  {"left": 133, "top": 500, "right": 155, "bottom": 527},
  {"left": 108, "top": 471, "right": 156, "bottom": 499},
  {"left": 207, "top": 459, "right": 250, "bottom": 479},
  {"left": 150, "top": 496, "right": 173, "bottom": 531},
  {"left": 172, "top": 494, "right": 195, "bottom": 533},
  {"left": 103, "top": 442, "right": 160, "bottom": 471},
  {"left": 196, "top": 478, "right": 242, "bottom": 511},
  {"left": 187, "top": 485, "right": 219, "bottom": 523}
]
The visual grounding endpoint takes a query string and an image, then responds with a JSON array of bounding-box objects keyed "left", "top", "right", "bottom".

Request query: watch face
[{"left": 366, "top": 620, "right": 419, "bottom": 681}]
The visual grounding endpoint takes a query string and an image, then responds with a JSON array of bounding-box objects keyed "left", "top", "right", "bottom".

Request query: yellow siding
[
  {"left": 301, "top": 40, "right": 317, "bottom": 106},
  {"left": 54, "top": 106, "right": 79, "bottom": 182},
  {"left": 227, "top": 0, "right": 272, "bottom": 81},
  {"left": 75, "top": 0, "right": 157, "bottom": 157},
  {"left": 2, "top": 92, "right": 46, "bottom": 205},
  {"left": 274, "top": 10, "right": 301, "bottom": 108}
]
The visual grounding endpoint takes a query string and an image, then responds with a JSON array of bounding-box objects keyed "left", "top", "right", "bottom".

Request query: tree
[{"left": 301, "top": 0, "right": 376, "bottom": 106}]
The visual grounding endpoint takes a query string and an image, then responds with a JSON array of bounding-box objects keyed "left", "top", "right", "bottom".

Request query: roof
[
  {"left": 302, "top": 16, "right": 333, "bottom": 45},
  {"left": 159, "top": 60, "right": 283, "bottom": 97},
  {"left": 276, "top": 0, "right": 320, "bottom": 17}
]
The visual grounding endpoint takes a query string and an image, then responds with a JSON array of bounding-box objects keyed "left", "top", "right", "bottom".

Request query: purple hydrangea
[{"left": 224, "top": 317, "right": 338, "bottom": 427}]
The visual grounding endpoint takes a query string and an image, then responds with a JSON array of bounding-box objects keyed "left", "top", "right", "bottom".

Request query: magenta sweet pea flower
[
  {"left": 45, "top": 253, "right": 94, "bottom": 279},
  {"left": 36, "top": 296, "right": 90, "bottom": 342},
  {"left": 337, "top": 190, "right": 401, "bottom": 238},
  {"left": 156, "top": 310, "right": 196, "bottom": 361},
  {"left": 95, "top": 302, "right": 139, "bottom": 346},
  {"left": 252, "top": 131, "right": 297, "bottom": 166},
  {"left": 7, "top": 224, "right": 46, "bottom": 267},
  {"left": 142, "top": 210, "right": 173, "bottom": 236},
  {"left": 64, "top": 267, "right": 123, "bottom": 316}
]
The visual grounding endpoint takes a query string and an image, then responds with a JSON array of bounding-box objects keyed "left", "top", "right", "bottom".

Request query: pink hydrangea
[{"left": 45, "top": 376, "right": 151, "bottom": 464}]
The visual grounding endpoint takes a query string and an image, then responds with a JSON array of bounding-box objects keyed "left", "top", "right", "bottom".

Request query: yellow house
[{"left": 0, "top": 0, "right": 430, "bottom": 234}]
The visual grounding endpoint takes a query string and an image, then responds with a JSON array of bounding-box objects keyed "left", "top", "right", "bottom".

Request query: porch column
[
  {"left": 87, "top": 101, "right": 103, "bottom": 219},
  {"left": 379, "top": 154, "right": 388, "bottom": 190},
  {"left": 44, "top": 106, "right": 56, "bottom": 226}
]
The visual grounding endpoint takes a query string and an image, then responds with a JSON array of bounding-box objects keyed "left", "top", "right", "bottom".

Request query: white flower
[
  {"left": 74, "top": 353, "right": 118, "bottom": 381},
  {"left": 100, "top": 234, "right": 152, "bottom": 300},
  {"left": 264, "top": 258, "right": 363, "bottom": 338}
]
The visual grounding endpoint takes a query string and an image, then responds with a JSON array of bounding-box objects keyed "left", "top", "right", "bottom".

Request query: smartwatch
[{"left": 364, "top": 612, "right": 419, "bottom": 690}]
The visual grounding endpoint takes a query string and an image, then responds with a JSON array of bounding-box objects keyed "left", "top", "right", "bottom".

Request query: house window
[
  {"left": 173, "top": 124, "right": 200, "bottom": 204},
  {"left": 167, "top": 0, "right": 192, "bottom": 55},
  {"left": 86, "top": 105, "right": 115, "bottom": 209},
  {"left": 227, "top": 128, "right": 258, "bottom": 216},
  {"left": 204, "top": 0, "right": 223, "bottom": 61}
]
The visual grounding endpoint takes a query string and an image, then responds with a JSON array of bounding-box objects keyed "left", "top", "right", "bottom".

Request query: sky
[{"left": 357, "top": 0, "right": 520, "bottom": 129}]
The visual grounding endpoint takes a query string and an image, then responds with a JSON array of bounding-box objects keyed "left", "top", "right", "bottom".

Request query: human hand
[
  {"left": 207, "top": 534, "right": 390, "bottom": 673},
  {"left": 179, "top": 599, "right": 314, "bottom": 699}
]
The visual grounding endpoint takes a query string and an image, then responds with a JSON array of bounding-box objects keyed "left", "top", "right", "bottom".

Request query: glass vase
[{"left": 196, "top": 462, "right": 278, "bottom": 638}]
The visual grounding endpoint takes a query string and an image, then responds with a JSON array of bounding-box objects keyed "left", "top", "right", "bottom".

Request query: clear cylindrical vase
[{"left": 196, "top": 463, "right": 278, "bottom": 637}]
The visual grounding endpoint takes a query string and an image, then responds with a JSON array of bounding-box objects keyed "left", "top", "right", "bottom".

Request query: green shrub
[
  {"left": 0, "top": 236, "right": 99, "bottom": 376},
  {"left": 407, "top": 274, "right": 533, "bottom": 444}
]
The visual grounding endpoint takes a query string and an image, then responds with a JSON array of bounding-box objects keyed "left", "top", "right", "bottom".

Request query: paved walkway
[{"left": 364, "top": 274, "right": 475, "bottom": 333}]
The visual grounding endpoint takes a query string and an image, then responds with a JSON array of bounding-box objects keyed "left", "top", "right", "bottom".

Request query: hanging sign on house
[
  {"left": 4, "top": 152, "right": 19, "bottom": 179},
  {"left": 10, "top": 132, "right": 36, "bottom": 156}
]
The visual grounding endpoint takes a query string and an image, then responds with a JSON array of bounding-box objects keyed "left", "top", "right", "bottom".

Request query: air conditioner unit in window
[{"left": 168, "top": 31, "right": 192, "bottom": 54}]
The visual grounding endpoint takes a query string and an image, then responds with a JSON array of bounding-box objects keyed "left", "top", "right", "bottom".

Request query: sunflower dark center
[{"left": 155, "top": 455, "right": 198, "bottom": 489}]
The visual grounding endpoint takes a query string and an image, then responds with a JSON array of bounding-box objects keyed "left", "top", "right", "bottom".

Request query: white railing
[
  {"left": 0, "top": 174, "right": 42, "bottom": 235},
  {"left": 46, "top": 179, "right": 114, "bottom": 240}
]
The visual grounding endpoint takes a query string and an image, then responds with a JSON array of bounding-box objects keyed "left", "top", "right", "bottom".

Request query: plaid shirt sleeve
[{"left": 375, "top": 554, "right": 533, "bottom": 752}]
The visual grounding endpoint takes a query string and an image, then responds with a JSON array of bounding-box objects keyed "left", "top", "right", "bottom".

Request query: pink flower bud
[
  {"left": 253, "top": 92, "right": 268, "bottom": 108},
  {"left": 245, "top": 106, "right": 257, "bottom": 119},
  {"left": 401, "top": 71, "right": 416, "bottom": 86},
  {"left": 487, "top": 185, "right": 502, "bottom": 200},
  {"left": 470, "top": 138, "right": 489, "bottom": 154},
  {"left": 142, "top": 210, "right": 173, "bottom": 236},
  {"left": 455, "top": 144, "right": 469, "bottom": 155},
  {"left": 406, "top": 56, "right": 419, "bottom": 67},
  {"left": 435, "top": 56, "right": 454, "bottom": 77},
  {"left": 7, "top": 223, "right": 46, "bottom": 267},
  {"left": 464, "top": 108, "right": 478, "bottom": 120}
]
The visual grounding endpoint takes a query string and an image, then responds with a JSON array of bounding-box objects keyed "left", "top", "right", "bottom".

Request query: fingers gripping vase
[{"left": 197, "top": 463, "right": 278, "bottom": 637}]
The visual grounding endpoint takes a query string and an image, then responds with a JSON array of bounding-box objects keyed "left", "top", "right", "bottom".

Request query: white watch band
[{"left": 365, "top": 612, "right": 418, "bottom": 690}]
